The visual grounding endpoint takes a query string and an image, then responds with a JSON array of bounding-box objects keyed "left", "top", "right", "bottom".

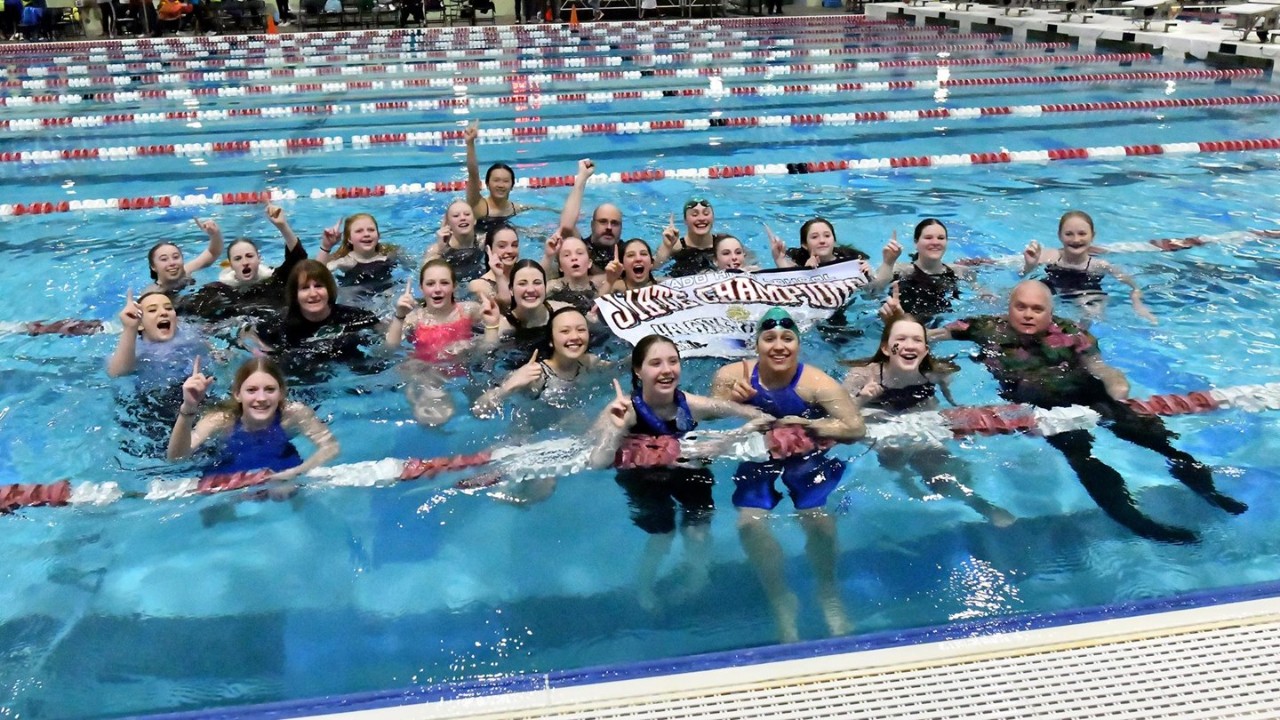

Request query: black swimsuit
[
  {"left": 442, "top": 245, "right": 488, "bottom": 284},
  {"left": 1043, "top": 257, "right": 1104, "bottom": 298},
  {"left": 785, "top": 244, "right": 869, "bottom": 267},
  {"left": 667, "top": 236, "right": 718, "bottom": 277},
  {"left": 546, "top": 284, "right": 598, "bottom": 314},
  {"left": 894, "top": 262, "right": 961, "bottom": 322},
  {"left": 867, "top": 364, "right": 937, "bottom": 414}
]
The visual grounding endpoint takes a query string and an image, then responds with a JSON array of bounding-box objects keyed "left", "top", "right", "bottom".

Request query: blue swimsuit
[
  {"left": 209, "top": 415, "right": 303, "bottom": 475},
  {"left": 733, "top": 363, "right": 847, "bottom": 511},
  {"left": 615, "top": 390, "right": 713, "bottom": 535}
]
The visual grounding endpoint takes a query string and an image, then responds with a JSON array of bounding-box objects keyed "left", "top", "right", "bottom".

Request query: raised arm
[
  {"left": 315, "top": 216, "right": 343, "bottom": 264},
  {"left": 385, "top": 279, "right": 417, "bottom": 349},
  {"left": 472, "top": 349, "right": 543, "bottom": 415},
  {"left": 464, "top": 122, "right": 484, "bottom": 213},
  {"left": 654, "top": 214, "right": 680, "bottom": 266},
  {"left": 766, "top": 224, "right": 797, "bottom": 269},
  {"left": 265, "top": 202, "right": 301, "bottom": 253},
  {"left": 187, "top": 218, "right": 225, "bottom": 274},
  {"left": 559, "top": 159, "right": 595, "bottom": 235},
  {"left": 586, "top": 379, "right": 636, "bottom": 469},
  {"left": 867, "top": 231, "right": 901, "bottom": 293},
  {"left": 106, "top": 289, "right": 141, "bottom": 377},
  {"left": 167, "top": 357, "right": 223, "bottom": 460}
]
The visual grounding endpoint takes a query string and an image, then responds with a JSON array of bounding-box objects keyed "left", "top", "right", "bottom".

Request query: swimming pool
[{"left": 1, "top": 15, "right": 1279, "bottom": 718}]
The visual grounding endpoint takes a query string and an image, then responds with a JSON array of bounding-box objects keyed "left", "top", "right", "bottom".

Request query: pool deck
[{"left": 867, "top": 0, "right": 1280, "bottom": 65}]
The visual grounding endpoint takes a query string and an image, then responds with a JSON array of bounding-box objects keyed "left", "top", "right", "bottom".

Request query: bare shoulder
[{"left": 280, "top": 401, "right": 319, "bottom": 428}]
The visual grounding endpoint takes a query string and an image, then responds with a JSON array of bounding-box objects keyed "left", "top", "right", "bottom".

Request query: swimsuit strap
[
  {"left": 631, "top": 389, "right": 697, "bottom": 436},
  {"left": 750, "top": 362, "right": 805, "bottom": 392}
]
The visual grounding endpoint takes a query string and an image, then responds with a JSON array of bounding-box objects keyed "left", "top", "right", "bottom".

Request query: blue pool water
[{"left": 1, "top": 17, "right": 1279, "bottom": 718}]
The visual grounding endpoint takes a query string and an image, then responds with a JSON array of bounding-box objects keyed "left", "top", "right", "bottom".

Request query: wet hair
[
  {"left": 226, "top": 238, "right": 259, "bottom": 259},
  {"left": 799, "top": 218, "right": 837, "bottom": 248},
  {"left": 910, "top": 218, "right": 947, "bottom": 262},
  {"left": 146, "top": 241, "right": 182, "bottom": 281},
  {"left": 713, "top": 234, "right": 742, "bottom": 253},
  {"left": 285, "top": 260, "right": 338, "bottom": 317},
  {"left": 507, "top": 258, "right": 547, "bottom": 291},
  {"left": 419, "top": 257, "right": 457, "bottom": 286},
  {"left": 136, "top": 290, "right": 172, "bottom": 307},
  {"left": 1058, "top": 210, "right": 1095, "bottom": 235},
  {"left": 484, "top": 222, "right": 517, "bottom": 249},
  {"left": 556, "top": 235, "right": 591, "bottom": 274},
  {"left": 538, "top": 305, "right": 589, "bottom": 360},
  {"left": 913, "top": 218, "right": 947, "bottom": 242},
  {"left": 630, "top": 333, "right": 679, "bottom": 393},
  {"left": 485, "top": 162, "right": 515, "bottom": 185},
  {"left": 845, "top": 313, "right": 954, "bottom": 374},
  {"left": 226, "top": 357, "right": 288, "bottom": 420},
  {"left": 332, "top": 213, "right": 390, "bottom": 259}
]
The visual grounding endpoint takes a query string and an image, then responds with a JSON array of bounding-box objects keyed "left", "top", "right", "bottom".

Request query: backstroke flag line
[{"left": 594, "top": 259, "right": 871, "bottom": 357}]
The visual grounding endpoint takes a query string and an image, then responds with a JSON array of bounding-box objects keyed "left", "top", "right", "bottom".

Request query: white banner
[{"left": 594, "top": 260, "right": 871, "bottom": 358}]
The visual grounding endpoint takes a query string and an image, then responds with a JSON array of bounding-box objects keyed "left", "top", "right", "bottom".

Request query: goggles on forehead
[
  {"left": 758, "top": 317, "right": 798, "bottom": 333},
  {"left": 683, "top": 197, "right": 712, "bottom": 211}
]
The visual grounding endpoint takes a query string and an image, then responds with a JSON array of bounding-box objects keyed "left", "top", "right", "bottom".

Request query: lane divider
[
  {"left": 5, "top": 68, "right": 1257, "bottom": 135},
  {"left": 0, "top": 53, "right": 1159, "bottom": 109},
  {"left": 0, "top": 42, "right": 1077, "bottom": 94},
  {"left": 8, "top": 30, "right": 989, "bottom": 74},
  {"left": 8, "top": 93, "right": 1276, "bottom": 164},
  {"left": 3, "top": 133, "right": 1279, "bottom": 216},
  {"left": 0, "top": 15, "right": 899, "bottom": 51},
  {"left": 5, "top": 383, "right": 1274, "bottom": 513}
]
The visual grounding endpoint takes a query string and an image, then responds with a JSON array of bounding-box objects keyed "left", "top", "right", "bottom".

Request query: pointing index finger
[
  {"left": 613, "top": 378, "right": 625, "bottom": 399},
  {"left": 192, "top": 355, "right": 201, "bottom": 376}
]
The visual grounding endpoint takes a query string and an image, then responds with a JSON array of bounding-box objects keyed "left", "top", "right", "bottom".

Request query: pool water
[{"left": 1, "top": 17, "right": 1279, "bottom": 719}]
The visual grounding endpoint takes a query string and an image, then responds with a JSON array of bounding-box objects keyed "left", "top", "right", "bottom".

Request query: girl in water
[
  {"left": 842, "top": 314, "right": 1014, "bottom": 526},
  {"left": 546, "top": 234, "right": 610, "bottom": 313},
  {"left": 590, "top": 334, "right": 770, "bottom": 610},
  {"left": 167, "top": 356, "right": 339, "bottom": 481},
  {"left": 711, "top": 307, "right": 865, "bottom": 642},
  {"left": 464, "top": 121, "right": 519, "bottom": 230},
  {"left": 144, "top": 217, "right": 225, "bottom": 294},
  {"left": 467, "top": 224, "right": 521, "bottom": 306},
  {"left": 316, "top": 213, "right": 399, "bottom": 295},
  {"left": 1022, "top": 210, "right": 1156, "bottom": 323},
  {"left": 713, "top": 234, "right": 757, "bottom": 273},
  {"left": 386, "top": 259, "right": 497, "bottom": 426},
  {"left": 768, "top": 218, "right": 868, "bottom": 269},
  {"left": 484, "top": 259, "right": 571, "bottom": 354},
  {"left": 424, "top": 199, "right": 488, "bottom": 283},
  {"left": 656, "top": 197, "right": 722, "bottom": 277},
  {"left": 473, "top": 306, "right": 602, "bottom": 414},
  {"left": 868, "top": 218, "right": 984, "bottom": 325},
  {"left": 607, "top": 238, "right": 662, "bottom": 292}
]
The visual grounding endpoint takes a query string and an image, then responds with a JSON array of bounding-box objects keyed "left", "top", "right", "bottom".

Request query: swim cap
[{"left": 755, "top": 307, "right": 799, "bottom": 343}]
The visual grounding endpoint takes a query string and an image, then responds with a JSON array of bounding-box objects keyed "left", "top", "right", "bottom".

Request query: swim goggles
[
  {"left": 683, "top": 197, "right": 712, "bottom": 211},
  {"left": 757, "top": 317, "right": 799, "bottom": 333}
]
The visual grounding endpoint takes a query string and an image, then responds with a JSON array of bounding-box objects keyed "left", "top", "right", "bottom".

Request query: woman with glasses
[
  {"left": 710, "top": 307, "right": 865, "bottom": 643},
  {"left": 655, "top": 196, "right": 724, "bottom": 277}
]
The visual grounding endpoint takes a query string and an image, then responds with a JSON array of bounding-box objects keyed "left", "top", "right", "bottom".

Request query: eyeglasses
[
  {"left": 683, "top": 197, "right": 712, "bottom": 211},
  {"left": 758, "top": 317, "right": 798, "bottom": 333}
]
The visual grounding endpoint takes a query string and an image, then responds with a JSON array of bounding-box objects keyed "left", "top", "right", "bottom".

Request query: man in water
[{"left": 928, "top": 280, "right": 1246, "bottom": 543}]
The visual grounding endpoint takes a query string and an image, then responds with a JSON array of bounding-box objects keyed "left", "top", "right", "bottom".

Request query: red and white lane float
[
  {"left": 0, "top": 69, "right": 1261, "bottom": 136},
  {"left": 0, "top": 51, "right": 1167, "bottom": 110},
  {"left": 4, "top": 383, "right": 1277, "bottom": 514},
  {"left": 5, "top": 132, "right": 1280, "bottom": 217},
  {"left": 8, "top": 93, "right": 1279, "bottom": 166}
]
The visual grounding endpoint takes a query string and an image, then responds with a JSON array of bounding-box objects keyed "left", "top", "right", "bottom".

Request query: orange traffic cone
[
  {"left": 265, "top": 13, "right": 278, "bottom": 33},
  {"left": 568, "top": 3, "right": 579, "bottom": 26}
]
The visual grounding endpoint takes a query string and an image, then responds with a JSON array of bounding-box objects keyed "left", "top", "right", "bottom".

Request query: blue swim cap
[{"left": 755, "top": 307, "right": 799, "bottom": 343}]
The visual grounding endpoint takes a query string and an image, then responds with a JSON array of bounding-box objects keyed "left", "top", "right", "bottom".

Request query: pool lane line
[
  {"left": 0, "top": 15, "right": 902, "bottom": 57},
  {"left": 7, "top": 33, "right": 1016, "bottom": 79},
  {"left": 8, "top": 93, "right": 1278, "bottom": 165},
  {"left": 10, "top": 28, "right": 992, "bottom": 68},
  {"left": 0, "top": 52, "right": 1159, "bottom": 108},
  {"left": 4, "top": 133, "right": 1280, "bottom": 216},
  {"left": 0, "top": 42, "right": 1078, "bottom": 94},
  {"left": 2, "top": 69, "right": 1260, "bottom": 134},
  {"left": 7, "top": 382, "right": 1274, "bottom": 512}
]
